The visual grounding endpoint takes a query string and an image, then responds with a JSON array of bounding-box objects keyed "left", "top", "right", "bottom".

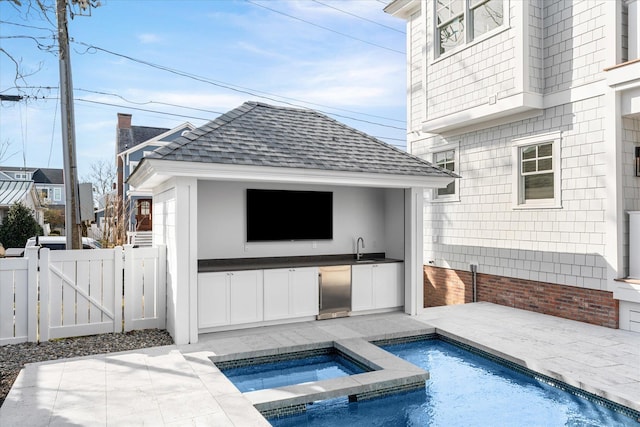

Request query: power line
[
  {"left": 72, "top": 41, "right": 407, "bottom": 130},
  {"left": 75, "top": 97, "right": 406, "bottom": 147},
  {"left": 310, "top": 0, "right": 404, "bottom": 34},
  {"left": 245, "top": 0, "right": 405, "bottom": 55}
]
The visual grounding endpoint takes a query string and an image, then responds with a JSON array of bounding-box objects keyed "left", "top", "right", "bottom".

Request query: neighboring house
[
  {"left": 0, "top": 166, "right": 64, "bottom": 234},
  {"left": 32, "top": 168, "right": 65, "bottom": 210},
  {"left": 385, "top": 0, "right": 640, "bottom": 331},
  {"left": 128, "top": 101, "right": 456, "bottom": 344},
  {"left": 116, "top": 113, "right": 194, "bottom": 246},
  {"left": 0, "top": 180, "right": 44, "bottom": 229}
]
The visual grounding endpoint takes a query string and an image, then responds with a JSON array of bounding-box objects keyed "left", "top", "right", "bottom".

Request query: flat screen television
[{"left": 246, "top": 189, "right": 333, "bottom": 242}]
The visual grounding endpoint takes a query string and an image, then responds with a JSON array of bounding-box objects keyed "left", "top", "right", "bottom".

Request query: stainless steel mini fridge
[{"left": 317, "top": 265, "right": 351, "bottom": 320}]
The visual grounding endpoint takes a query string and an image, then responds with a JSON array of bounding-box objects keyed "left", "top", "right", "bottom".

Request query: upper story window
[
  {"left": 512, "top": 132, "right": 562, "bottom": 209},
  {"left": 53, "top": 187, "right": 62, "bottom": 202},
  {"left": 14, "top": 172, "right": 29, "bottom": 180},
  {"left": 436, "top": 0, "right": 504, "bottom": 57},
  {"left": 40, "top": 188, "right": 50, "bottom": 201}
]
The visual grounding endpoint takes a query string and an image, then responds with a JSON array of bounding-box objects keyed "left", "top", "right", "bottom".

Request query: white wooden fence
[{"left": 0, "top": 245, "right": 166, "bottom": 345}]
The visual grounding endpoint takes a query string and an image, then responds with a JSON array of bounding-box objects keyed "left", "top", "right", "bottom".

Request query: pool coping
[{"left": 208, "top": 329, "right": 434, "bottom": 418}]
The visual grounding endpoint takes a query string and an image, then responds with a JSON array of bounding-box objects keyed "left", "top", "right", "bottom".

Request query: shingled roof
[
  {"left": 145, "top": 102, "right": 456, "bottom": 178},
  {"left": 118, "top": 126, "right": 170, "bottom": 154}
]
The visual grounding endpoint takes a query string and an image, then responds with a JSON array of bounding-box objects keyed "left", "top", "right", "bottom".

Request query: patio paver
[{"left": 1, "top": 302, "right": 638, "bottom": 425}]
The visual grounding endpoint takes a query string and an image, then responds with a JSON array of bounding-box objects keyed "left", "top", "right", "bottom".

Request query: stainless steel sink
[{"left": 354, "top": 258, "right": 383, "bottom": 264}]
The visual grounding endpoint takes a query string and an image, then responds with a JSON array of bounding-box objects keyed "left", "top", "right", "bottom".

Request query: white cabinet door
[
  {"left": 373, "top": 263, "right": 404, "bottom": 309},
  {"left": 290, "top": 267, "right": 319, "bottom": 317},
  {"left": 229, "top": 270, "right": 263, "bottom": 324},
  {"left": 351, "top": 264, "right": 374, "bottom": 311},
  {"left": 198, "top": 272, "right": 229, "bottom": 328},
  {"left": 264, "top": 267, "right": 318, "bottom": 320},
  {"left": 264, "top": 269, "right": 291, "bottom": 320}
]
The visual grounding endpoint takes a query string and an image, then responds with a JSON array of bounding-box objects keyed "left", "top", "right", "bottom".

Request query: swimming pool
[
  {"left": 269, "top": 338, "right": 639, "bottom": 426},
  {"left": 221, "top": 350, "right": 368, "bottom": 392}
]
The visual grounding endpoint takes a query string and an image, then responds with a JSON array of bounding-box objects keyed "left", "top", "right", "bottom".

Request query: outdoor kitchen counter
[{"left": 198, "top": 253, "right": 402, "bottom": 272}]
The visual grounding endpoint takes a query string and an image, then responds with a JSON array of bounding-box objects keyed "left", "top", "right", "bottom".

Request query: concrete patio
[{"left": 1, "top": 302, "right": 639, "bottom": 426}]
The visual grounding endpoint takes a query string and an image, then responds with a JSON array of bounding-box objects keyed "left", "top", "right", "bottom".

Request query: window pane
[
  {"left": 435, "top": 151, "right": 447, "bottom": 163},
  {"left": 524, "top": 173, "right": 554, "bottom": 200},
  {"left": 473, "top": 0, "right": 503, "bottom": 38},
  {"left": 440, "top": 18, "right": 465, "bottom": 54},
  {"left": 538, "top": 158, "right": 552, "bottom": 171},
  {"left": 522, "top": 146, "right": 536, "bottom": 160},
  {"left": 538, "top": 143, "right": 552, "bottom": 157},
  {"left": 522, "top": 160, "right": 537, "bottom": 173},
  {"left": 438, "top": 181, "right": 456, "bottom": 196},
  {"left": 437, "top": 0, "right": 464, "bottom": 23}
]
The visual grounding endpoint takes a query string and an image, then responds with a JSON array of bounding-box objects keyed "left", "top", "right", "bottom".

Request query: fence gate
[{"left": 39, "top": 247, "right": 124, "bottom": 342}]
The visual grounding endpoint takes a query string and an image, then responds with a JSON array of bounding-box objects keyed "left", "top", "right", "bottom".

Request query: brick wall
[{"left": 424, "top": 265, "right": 619, "bottom": 328}]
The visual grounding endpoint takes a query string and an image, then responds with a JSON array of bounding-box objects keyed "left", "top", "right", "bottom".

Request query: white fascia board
[
  {"left": 606, "top": 61, "right": 640, "bottom": 91},
  {"left": 383, "top": 0, "right": 419, "bottom": 19},
  {"left": 126, "top": 190, "right": 153, "bottom": 198},
  {"left": 622, "top": 86, "right": 640, "bottom": 116},
  {"left": 422, "top": 92, "right": 544, "bottom": 134},
  {"left": 118, "top": 123, "right": 195, "bottom": 157},
  {"left": 129, "top": 159, "right": 455, "bottom": 191}
]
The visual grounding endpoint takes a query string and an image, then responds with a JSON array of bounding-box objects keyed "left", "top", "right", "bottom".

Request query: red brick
[{"left": 423, "top": 266, "right": 619, "bottom": 329}]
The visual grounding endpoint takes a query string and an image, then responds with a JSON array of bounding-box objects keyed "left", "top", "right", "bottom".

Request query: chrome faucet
[{"left": 356, "top": 237, "right": 365, "bottom": 261}]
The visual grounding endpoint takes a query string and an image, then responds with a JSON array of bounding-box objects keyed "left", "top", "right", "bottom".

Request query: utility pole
[{"left": 56, "top": 0, "right": 82, "bottom": 249}]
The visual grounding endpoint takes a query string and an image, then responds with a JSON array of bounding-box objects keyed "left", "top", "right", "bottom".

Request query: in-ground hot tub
[{"left": 218, "top": 348, "right": 368, "bottom": 392}]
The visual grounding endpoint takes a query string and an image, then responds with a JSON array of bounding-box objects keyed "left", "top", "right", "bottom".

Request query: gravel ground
[{"left": 0, "top": 329, "right": 173, "bottom": 408}]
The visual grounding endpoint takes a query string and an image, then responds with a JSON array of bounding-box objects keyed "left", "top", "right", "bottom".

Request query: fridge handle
[{"left": 318, "top": 273, "right": 323, "bottom": 310}]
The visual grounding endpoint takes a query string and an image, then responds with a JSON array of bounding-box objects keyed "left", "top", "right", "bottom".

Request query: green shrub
[{"left": 0, "top": 202, "right": 44, "bottom": 248}]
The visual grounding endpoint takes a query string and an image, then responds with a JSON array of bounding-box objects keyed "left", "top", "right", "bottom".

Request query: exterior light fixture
[{"left": 636, "top": 147, "right": 640, "bottom": 177}]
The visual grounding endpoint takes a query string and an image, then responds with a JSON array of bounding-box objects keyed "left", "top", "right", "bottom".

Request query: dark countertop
[{"left": 198, "top": 253, "right": 403, "bottom": 273}]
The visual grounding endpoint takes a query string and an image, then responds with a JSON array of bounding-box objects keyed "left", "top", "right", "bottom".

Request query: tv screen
[{"left": 246, "top": 189, "right": 333, "bottom": 242}]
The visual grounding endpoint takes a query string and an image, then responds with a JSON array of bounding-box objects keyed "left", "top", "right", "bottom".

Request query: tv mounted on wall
[{"left": 246, "top": 189, "right": 333, "bottom": 242}]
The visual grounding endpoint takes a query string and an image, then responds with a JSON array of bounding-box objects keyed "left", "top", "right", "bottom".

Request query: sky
[{"left": 0, "top": 0, "right": 407, "bottom": 181}]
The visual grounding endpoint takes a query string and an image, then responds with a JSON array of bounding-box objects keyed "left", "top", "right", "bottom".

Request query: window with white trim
[
  {"left": 53, "top": 187, "right": 62, "bottom": 201},
  {"left": 512, "top": 132, "right": 561, "bottom": 208},
  {"left": 436, "top": 0, "right": 504, "bottom": 57},
  {"left": 435, "top": 150, "right": 456, "bottom": 197},
  {"left": 430, "top": 141, "right": 460, "bottom": 201}
]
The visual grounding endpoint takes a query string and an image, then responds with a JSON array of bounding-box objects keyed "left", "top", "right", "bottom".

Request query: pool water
[
  {"left": 221, "top": 352, "right": 366, "bottom": 392},
  {"left": 269, "top": 339, "right": 639, "bottom": 426}
]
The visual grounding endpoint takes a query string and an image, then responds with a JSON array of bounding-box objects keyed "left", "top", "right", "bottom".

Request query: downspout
[{"left": 470, "top": 264, "right": 478, "bottom": 303}]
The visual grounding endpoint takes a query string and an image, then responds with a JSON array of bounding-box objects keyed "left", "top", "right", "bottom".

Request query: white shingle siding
[
  {"left": 419, "top": 94, "right": 609, "bottom": 291},
  {"left": 528, "top": 0, "right": 544, "bottom": 93},
  {"left": 409, "top": 9, "right": 424, "bottom": 132},
  {"left": 424, "top": 1, "right": 519, "bottom": 120},
  {"left": 543, "top": 0, "right": 607, "bottom": 94}
]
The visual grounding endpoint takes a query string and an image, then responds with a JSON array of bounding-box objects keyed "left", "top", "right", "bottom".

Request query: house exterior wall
[
  {"left": 389, "top": 0, "right": 637, "bottom": 328},
  {"left": 422, "top": 95, "right": 609, "bottom": 291},
  {"left": 424, "top": 2, "right": 519, "bottom": 120}
]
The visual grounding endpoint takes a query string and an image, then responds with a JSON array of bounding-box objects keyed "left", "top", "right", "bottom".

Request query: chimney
[{"left": 117, "top": 113, "right": 132, "bottom": 129}]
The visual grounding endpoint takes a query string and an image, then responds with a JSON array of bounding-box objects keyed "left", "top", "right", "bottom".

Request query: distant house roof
[
  {"left": 145, "top": 102, "right": 457, "bottom": 178},
  {"left": 32, "top": 168, "right": 64, "bottom": 184},
  {"left": 118, "top": 126, "right": 170, "bottom": 153},
  {"left": 0, "top": 180, "right": 35, "bottom": 206}
]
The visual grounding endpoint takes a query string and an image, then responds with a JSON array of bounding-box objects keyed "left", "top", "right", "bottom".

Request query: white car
[{"left": 26, "top": 236, "right": 101, "bottom": 250}]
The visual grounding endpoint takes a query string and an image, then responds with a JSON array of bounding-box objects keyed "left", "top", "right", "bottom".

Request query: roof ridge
[{"left": 147, "top": 102, "right": 259, "bottom": 160}]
